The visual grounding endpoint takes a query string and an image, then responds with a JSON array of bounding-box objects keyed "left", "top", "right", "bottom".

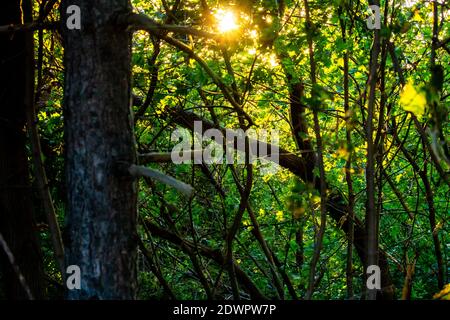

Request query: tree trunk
[
  {"left": 365, "top": 11, "right": 381, "bottom": 301},
  {"left": 0, "top": 0, "right": 45, "bottom": 299},
  {"left": 62, "top": 0, "right": 138, "bottom": 299}
]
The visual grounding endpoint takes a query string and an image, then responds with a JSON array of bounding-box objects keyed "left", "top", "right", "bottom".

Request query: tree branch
[
  {"left": 0, "top": 21, "right": 58, "bottom": 33},
  {"left": 122, "top": 12, "right": 254, "bottom": 127},
  {"left": 143, "top": 219, "right": 267, "bottom": 300},
  {"left": 129, "top": 164, "right": 194, "bottom": 197}
]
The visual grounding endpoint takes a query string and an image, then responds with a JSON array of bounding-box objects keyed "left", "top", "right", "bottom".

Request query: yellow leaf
[
  {"left": 311, "top": 195, "right": 321, "bottom": 205},
  {"left": 434, "top": 283, "right": 450, "bottom": 300},
  {"left": 276, "top": 210, "right": 284, "bottom": 222},
  {"left": 399, "top": 81, "right": 427, "bottom": 118},
  {"left": 337, "top": 146, "right": 349, "bottom": 159},
  {"left": 412, "top": 10, "right": 423, "bottom": 23},
  {"left": 293, "top": 207, "right": 305, "bottom": 219}
]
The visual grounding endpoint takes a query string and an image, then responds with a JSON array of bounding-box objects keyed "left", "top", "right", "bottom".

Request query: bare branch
[
  {"left": 121, "top": 12, "right": 254, "bottom": 127},
  {"left": 126, "top": 13, "right": 219, "bottom": 40},
  {"left": 139, "top": 151, "right": 203, "bottom": 164},
  {"left": 129, "top": 164, "right": 194, "bottom": 197},
  {"left": 0, "top": 21, "right": 58, "bottom": 33}
]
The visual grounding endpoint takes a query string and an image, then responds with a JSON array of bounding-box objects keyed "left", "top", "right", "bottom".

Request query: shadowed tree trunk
[
  {"left": 0, "top": 0, "right": 45, "bottom": 299},
  {"left": 61, "top": 0, "right": 138, "bottom": 299}
]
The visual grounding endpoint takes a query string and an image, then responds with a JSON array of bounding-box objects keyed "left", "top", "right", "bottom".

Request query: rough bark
[
  {"left": 62, "top": 0, "right": 138, "bottom": 299},
  {"left": 0, "top": 0, "right": 45, "bottom": 299}
]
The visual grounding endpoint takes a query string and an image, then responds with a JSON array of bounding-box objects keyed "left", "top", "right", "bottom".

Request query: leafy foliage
[{"left": 21, "top": 0, "right": 450, "bottom": 299}]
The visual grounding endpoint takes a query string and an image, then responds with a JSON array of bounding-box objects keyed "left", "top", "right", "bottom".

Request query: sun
[{"left": 215, "top": 9, "right": 239, "bottom": 33}]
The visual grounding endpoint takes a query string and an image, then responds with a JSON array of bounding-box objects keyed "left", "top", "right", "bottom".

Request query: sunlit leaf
[{"left": 399, "top": 80, "right": 427, "bottom": 118}]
